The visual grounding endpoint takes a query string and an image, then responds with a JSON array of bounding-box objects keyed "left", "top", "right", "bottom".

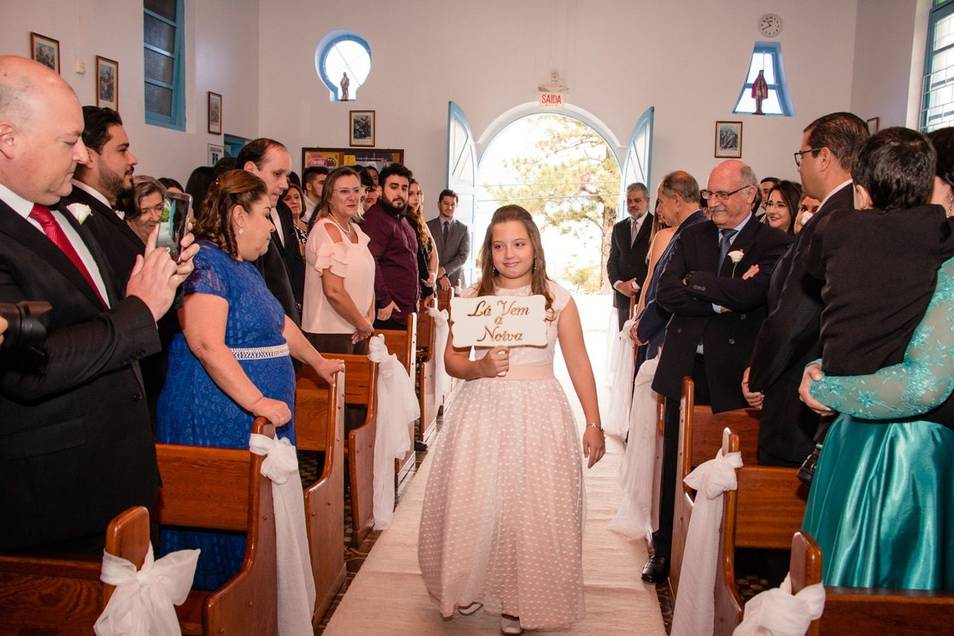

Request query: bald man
[
  {"left": 0, "top": 56, "right": 196, "bottom": 551},
  {"left": 641, "top": 159, "right": 791, "bottom": 583}
]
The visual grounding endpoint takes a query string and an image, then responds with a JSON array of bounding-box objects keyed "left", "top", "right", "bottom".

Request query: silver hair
[{"left": 626, "top": 182, "right": 649, "bottom": 197}]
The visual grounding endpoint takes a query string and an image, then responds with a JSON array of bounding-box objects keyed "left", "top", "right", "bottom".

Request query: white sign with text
[{"left": 450, "top": 295, "right": 548, "bottom": 348}]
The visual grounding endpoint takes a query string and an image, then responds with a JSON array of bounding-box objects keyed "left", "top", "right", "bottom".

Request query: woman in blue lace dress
[
  {"left": 157, "top": 170, "right": 342, "bottom": 589},
  {"left": 800, "top": 253, "right": 954, "bottom": 591}
]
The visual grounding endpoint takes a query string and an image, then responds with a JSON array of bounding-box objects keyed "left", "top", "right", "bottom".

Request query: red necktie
[{"left": 29, "top": 204, "right": 107, "bottom": 307}]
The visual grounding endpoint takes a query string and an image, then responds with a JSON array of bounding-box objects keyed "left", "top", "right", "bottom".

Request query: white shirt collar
[
  {"left": 0, "top": 182, "right": 37, "bottom": 219},
  {"left": 819, "top": 179, "right": 853, "bottom": 210},
  {"left": 71, "top": 178, "right": 114, "bottom": 211}
]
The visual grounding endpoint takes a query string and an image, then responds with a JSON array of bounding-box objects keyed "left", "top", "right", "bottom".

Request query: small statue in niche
[
  {"left": 751, "top": 69, "right": 769, "bottom": 115},
  {"left": 340, "top": 72, "right": 351, "bottom": 101}
]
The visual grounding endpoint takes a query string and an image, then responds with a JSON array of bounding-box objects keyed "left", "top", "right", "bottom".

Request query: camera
[{"left": 0, "top": 301, "right": 51, "bottom": 352}]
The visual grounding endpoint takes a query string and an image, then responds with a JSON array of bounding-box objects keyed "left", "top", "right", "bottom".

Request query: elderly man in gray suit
[{"left": 427, "top": 188, "right": 470, "bottom": 290}]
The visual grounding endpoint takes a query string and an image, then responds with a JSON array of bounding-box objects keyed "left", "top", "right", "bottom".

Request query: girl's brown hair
[
  {"left": 476, "top": 205, "right": 553, "bottom": 312},
  {"left": 192, "top": 169, "right": 268, "bottom": 257},
  {"left": 406, "top": 178, "right": 433, "bottom": 252}
]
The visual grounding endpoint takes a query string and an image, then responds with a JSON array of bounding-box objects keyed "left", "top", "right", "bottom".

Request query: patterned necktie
[
  {"left": 29, "top": 204, "right": 107, "bottom": 306},
  {"left": 442, "top": 220, "right": 449, "bottom": 246},
  {"left": 718, "top": 228, "right": 739, "bottom": 267},
  {"left": 631, "top": 217, "right": 639, "bottom": 246}
]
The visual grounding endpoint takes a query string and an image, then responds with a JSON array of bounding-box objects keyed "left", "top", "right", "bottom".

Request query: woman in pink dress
[{"left": 418, "top": 205, "right": 606, "bottom": 634}]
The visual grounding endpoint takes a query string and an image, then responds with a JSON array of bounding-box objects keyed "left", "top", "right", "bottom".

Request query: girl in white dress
[{"left": 418, "top": 205, "right": 606, "bottom": 634}]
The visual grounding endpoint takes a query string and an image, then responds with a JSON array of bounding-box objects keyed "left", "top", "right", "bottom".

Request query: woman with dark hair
[
  {"left": 360, "top": 167, "right": 380, "bottom": 210},
  {"left": 185, "top": 165, "right": 215, "bottom": 216},
  {"left": 157, "top": 169, "right": 342, "bottom": 589},
  {"left": 158, "top": 177, "right": 184, "bottom": 194},
  {"left": 419, "top": 205, "right": 605, "bottom": 633},
  {"left": 763, "top": 179, "right": 802, "bottom": 234},
  {"left": 282, "top": 182, "right": 308, "bottom": 252},
  {"left": 929, "top": 126, "right": 954, "bottom": 216},
  {"left": 405, "top": 179, "right": 439, "bottom": 300},
  {"left": 121, "top": 175, "right": 167, "bottom": 244}
]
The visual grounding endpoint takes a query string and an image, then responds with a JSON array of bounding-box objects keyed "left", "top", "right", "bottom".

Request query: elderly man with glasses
[
  {"left": 746, "top": 112, "right": 869, "bottom": 469},
  {"left": 640, "top": 159, "right": 791, "bottom": 584}
]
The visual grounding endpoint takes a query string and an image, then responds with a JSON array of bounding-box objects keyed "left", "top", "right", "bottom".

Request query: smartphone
[{"left": 156, "top": 191, "right": 193, "bottom": 260}]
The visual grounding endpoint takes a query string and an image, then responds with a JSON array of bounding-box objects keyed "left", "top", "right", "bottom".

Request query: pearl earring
[{"left": 238, "top": 228, "right": 244, "bottom": 235}]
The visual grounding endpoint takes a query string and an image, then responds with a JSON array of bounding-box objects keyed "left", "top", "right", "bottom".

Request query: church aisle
[{"left": 324, "top": 435, "right": 666, "bottom": 635}]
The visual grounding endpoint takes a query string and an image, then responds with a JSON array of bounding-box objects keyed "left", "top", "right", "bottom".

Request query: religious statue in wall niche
[
  {"left": 340, "top": 72, "right": 351, "bottom": 101},
  {"left": 752, "top": 69, "right": 769, "bottom": 115}
]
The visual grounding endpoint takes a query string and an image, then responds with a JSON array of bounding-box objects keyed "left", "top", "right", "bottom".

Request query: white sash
[
  {"left": 671, "top": 446, "right": 744, "bottom": 636},
  {"left": 427, "top": 306, "right": 451, "bottom": 409},
  {"left": 248, "top": 434, "right": 316, "bottom": 635},
  {"left": 609, "top": 355, "right": 659, "bottom": 540},
  {"left": 367, "top": 335, "right": 418, "bottom": 529},
  {"left": 94, "top": 543, "right": 199, "bottom": 635},
  {"left": 603, "top": 317, "right": 637, "bottom": 439},
  {"left": 733, "top": 574, "right": 825, "bottom": 636}
]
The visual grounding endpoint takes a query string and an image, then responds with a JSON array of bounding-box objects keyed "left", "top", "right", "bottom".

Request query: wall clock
[{"left": 759, "top": 13, "right": 783, "bottom": 38}]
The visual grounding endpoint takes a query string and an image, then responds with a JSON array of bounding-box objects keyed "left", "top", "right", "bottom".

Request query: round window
[{"left": 315, "top": 31, "right": 371, "bottom": 101}]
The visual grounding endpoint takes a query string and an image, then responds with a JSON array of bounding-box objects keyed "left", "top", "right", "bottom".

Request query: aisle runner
[{"left": 324, "top": 436, "right": 666, "bottom": 635}]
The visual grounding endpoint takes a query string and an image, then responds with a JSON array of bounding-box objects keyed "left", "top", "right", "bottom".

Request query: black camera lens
[{"left": 0, "top": 301, "right": 51, "bottom": 352}]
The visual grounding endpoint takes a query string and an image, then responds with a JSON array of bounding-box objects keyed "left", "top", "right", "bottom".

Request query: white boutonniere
[
  {"left": 66, "top": 203, "right": 92, "bottom": 224},
  {"left": 728, "top": 249, "right": 744, "bottom": 277}
]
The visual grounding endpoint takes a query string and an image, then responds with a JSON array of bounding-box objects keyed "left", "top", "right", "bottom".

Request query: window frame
[
  {"left": 315, "top": 30, "right": 372, "bottom": 102},
  {"left": 144, "top": 0, "right": 185, "bottom": 130},
  {"left": 732, "top": 41, "right": 794, "bottom": 118},
  {"left": 921, "top": 0, "right": 954, "bottom": 131}
]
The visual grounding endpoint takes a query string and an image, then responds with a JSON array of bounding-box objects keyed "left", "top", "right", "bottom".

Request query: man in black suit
[
  {"left": 0, "top": 56, "right": 196, "bottom": 551},
  {"left": 65, "top": 107, "right": 142, "bottom": 287},
  {"left": 746, "top": 112, "right": 869, "bottom": 467},
  {"left": 634, "top": 171, "right": 706, "bottom": 363},
  {"left": 642, "top": 160, "right": 791, "bottom": 582},
  {"left": 607, "top": 183, "right": 653, "bottom": 331},
  {"left": 238, "top": 138, "right": 303, "bottom": 323}
]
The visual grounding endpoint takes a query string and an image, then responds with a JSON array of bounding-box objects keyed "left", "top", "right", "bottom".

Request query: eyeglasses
[
  {"left": 333, "top": 187, "right": 362, "bottom": 196},
  {"left": 700, "top": 185, "right": 752, "bottom": 201},
  {"left": 793, "top": 147, "right": 824, "bottom": 167}
]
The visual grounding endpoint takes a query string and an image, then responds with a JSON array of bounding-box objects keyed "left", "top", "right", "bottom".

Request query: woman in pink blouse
[{"left": 301, "top": 167, "right": 376, "bottom": 354}]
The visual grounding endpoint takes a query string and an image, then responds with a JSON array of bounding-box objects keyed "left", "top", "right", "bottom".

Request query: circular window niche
[{"left": 315, "top": 30, "right": 371, "bottom": 102}]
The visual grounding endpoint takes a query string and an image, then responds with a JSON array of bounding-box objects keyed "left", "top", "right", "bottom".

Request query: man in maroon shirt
[{"left": 362, "top": 163, "right": 419, "bottom": 328}]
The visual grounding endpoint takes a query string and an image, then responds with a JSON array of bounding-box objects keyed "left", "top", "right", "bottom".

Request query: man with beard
[
  {"left": 362, "top": 163, "right": 419, "bottom": 328},
  {"left": 66, "top": 106, "right": 142, "bottom": 286}
]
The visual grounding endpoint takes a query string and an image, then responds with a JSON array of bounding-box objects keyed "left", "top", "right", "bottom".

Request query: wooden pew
[
  {"left": 670, "top": 377, "right": 761, "bottom": 594},
  {"left": 0, "top": 506, "right": 150, "bottom": 634},
  {"left": 378, "top": 313, "right": 418, "bottom": 485},
  {"left": 787, "top": 531, "right": 954, "bottom": 635},
  {"left": 336, "top": 353, "right": 379, "bottom": 547},
  {"left": 415, "top": 297, "right": 438, "bottom": 444},
  {"left": 437, "top": 286, "right": 453, "bottom": 312},
  {"left": 295, "top": 367, "right": 347, "bottom": 622},
  {"left": 712, "top": 428, "right": 807, "bottom": 636},
  {"left": 156, "top": 418, "right": 278, "bottom": 635}
]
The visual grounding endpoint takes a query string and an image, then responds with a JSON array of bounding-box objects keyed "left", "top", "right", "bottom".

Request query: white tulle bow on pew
[
  {"left": 603, "top": 317, "right": 638, "bottom": 439},
  {"left": 367, "top": 334, "right": 419, "bottom": 529},
  {"left": 733, "top": 574, "right": 825, "bottom": 636},
  {"left": 671, "top": 445, "right": 744, "bottom": 636},
  {"left": 249, "top": 433, "right": 316, "bottom": 636},
  {"left": 427, "top": 306, "right": 451, "bottom": 408},
  {"left": 94, "top": 543, "right": 199, "bottom": 635},
  {"left": 608, "top": 355, "right": 660, "bottom": 540}
]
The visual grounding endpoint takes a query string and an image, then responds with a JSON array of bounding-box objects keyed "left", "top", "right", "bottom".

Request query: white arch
[{"left": 476, "top": 101, "right": 625, "bottom": 167}]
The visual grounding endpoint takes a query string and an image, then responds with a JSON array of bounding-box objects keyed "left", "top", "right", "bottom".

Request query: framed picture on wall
[
  {"left": 208, "top": 92, "right": 222, "bottom": 135},
  {"left": 30, "top": 32, "right": 60, "bottom": 73},
  {"left": 95, "top": 56, "right": 119, "bottom": 111},
  {"left": 866, "top": 117, "right": 880, "bottom": 135},
  {"left": 714, "top": 121, "right": 743, "bottom": 158},
  {"left": 349, "top": 110, "right": 375, "bottom": 147},
  {"left": 208, "top": 143, "right": 224, "bottom": 166}
]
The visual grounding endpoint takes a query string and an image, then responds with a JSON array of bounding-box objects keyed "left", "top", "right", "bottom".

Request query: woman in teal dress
[{"left": 800, "top": 254, "right": 954, "bottom": 591}]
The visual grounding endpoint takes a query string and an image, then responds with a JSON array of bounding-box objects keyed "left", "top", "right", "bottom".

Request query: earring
[
  {"left": 532, "top": 259, "right": 537, "bottom": 273},
  {"left": 238, "top": 228, "right": 244, "bottom": 235}
]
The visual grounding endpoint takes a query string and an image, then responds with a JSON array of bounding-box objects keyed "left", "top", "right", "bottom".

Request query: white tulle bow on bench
[{"left": 733, "top": 574, "right": 825, "bottom": 636}]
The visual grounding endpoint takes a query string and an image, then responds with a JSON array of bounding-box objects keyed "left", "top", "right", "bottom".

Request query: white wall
[
  {"left": 258, "top": 0, "right": 860, "bottom": 213},
  {"left": 849, "top": 0, "right": 920, "bottom": 129},
  {"left": 0, "top": 0, "right": 260, "bottom": 186}
]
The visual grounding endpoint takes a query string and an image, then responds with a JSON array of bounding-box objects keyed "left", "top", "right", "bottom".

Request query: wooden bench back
[
  {"left": 380, "top": 312, "right": 417, "bottom": 377},
  {"left": 788, "top": 531, "right": 954, "bottom": 635},
  {"left": 713, "top": 428, "right": 806, "bottom": 635},
  {"left": 417, "top": 297, "right": 436, "bottom": 363},
  {"left": 437, "top": 287, "right": 453, "bottom": 312},
  {"left": 0, "top": 505, "right": 150, "bottom": 633},
  {"left": 156, "top": 418, "right": 278, "bottom": 635},
  {"left": 337, "top": 354, "right": 378, "bottom": 546},
  {"left": 295, "top": 366, "right": 340, "bottom": 452}
]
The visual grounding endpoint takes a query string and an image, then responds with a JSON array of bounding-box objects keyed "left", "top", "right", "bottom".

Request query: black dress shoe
[{"left": 641, "top": 555, "right": 669, "bottom": 584}]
